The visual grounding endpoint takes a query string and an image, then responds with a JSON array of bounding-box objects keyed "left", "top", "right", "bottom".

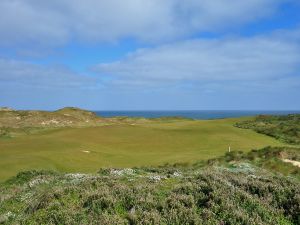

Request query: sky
[{"left": 1, "top": 0, "right": 300, "bottom": 110}]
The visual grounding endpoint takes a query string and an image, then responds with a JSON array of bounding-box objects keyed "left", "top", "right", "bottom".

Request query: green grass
[{"left": 0, "top": 117, "right": 285, "bottom": 181}]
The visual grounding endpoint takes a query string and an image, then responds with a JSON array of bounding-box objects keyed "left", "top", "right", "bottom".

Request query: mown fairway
[{"left": 0, "top": 117, "right": 285, "bottom": 181}]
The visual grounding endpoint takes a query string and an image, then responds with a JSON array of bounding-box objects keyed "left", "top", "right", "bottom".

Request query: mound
[{"left": 0, "top": 107, "right": 103, "bottom": 129}]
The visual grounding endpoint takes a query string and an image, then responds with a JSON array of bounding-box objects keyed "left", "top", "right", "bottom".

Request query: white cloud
[
  {"left": 0, "top": 0, "right": 287, "bottom": 46},
  {"left": 0, "top": 59, "right": 95, "bottom": 88},
  {"left": 92, "top": 29, "right": 300, "bottom": 89}
]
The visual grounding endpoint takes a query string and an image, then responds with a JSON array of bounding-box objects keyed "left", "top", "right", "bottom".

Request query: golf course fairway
[{"left": 0, "top": 117, "right": 285, "bottom": 181}]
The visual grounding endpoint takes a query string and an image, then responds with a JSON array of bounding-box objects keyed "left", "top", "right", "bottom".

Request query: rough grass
[
  {"left": 0, "top": 117, "right": 285, "bottom": 181},
  {"left": 205, "top": 146, "right": 300, "bottom": 179},
  {"left": 236, "top": 114, "right": 300, "bottom": 144},
  {"left": 0, "top": 161, "right": 299, "bottom": 225}
]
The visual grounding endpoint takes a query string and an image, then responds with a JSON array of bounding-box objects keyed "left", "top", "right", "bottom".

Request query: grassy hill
[{"left": 0, "top": 107, "right": 103, "bottom": 130}]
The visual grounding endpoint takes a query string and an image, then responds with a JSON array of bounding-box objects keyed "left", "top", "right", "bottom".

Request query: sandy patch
[
  {"left": 81, "top": 150, "right": 90, "bottom": 153},
  {"left": 282, "top": 159, "right": 300, "bottom": 168}
]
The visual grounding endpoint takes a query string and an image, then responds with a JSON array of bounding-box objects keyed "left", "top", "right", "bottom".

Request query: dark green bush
[{"left": 236, "top": 114, "right": 300, "bottom": 144}]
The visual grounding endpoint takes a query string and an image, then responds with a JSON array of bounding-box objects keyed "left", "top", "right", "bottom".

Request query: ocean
[{"left": 94, "top": 110, "right": 300, "bottom": 120}]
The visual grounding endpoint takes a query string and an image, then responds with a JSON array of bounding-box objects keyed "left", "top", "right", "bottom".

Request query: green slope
[{"left": 0, "top": 117, "right": 285, "bottom": 181}]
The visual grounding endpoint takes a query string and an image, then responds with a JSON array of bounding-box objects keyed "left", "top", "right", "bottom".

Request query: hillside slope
[{"left": 0, "top": 107, "right": 103, "bottom": 129}]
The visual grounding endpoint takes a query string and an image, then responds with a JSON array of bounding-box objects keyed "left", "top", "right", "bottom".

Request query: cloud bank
[
  {"left": 0, "top": 0, "right": 287, "bottom": 46},
  {"left": 93, "top": 30, "right": 300, "bottom": 90},
  {"left": 0, "top": 59, "right": 95, "bottom": 88},
  {"left": 1, "top": 28, "right": 300, "bottom": 93}
]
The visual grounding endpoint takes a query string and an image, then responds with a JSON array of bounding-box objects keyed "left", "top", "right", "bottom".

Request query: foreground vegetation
[
  {"left": 0, "top": 147, "right": 299, "bottom": 225},
  {"left": 236, "top": 114, "right": 300, "bottom": 145}
]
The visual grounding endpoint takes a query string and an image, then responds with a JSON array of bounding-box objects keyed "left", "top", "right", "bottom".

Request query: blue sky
[{"left": 1, "top": 0, "right": 300, "bottom": 110}]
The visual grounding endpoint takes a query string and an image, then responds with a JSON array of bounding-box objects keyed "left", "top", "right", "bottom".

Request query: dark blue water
[{"left": 94, "top": 110, "right": 300, "bottom": 120}]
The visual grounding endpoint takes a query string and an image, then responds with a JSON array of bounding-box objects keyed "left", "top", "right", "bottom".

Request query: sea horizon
[{"left": 94, "top": 110, "right": 300, "bottom": 120}]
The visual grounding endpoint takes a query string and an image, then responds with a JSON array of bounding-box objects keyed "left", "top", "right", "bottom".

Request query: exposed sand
[
  {"left": 81, "top": 150, "right": 90, "bottom": 153},
  {"left": 282, "top": 159, "right": 300, "bottom": 168}
]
